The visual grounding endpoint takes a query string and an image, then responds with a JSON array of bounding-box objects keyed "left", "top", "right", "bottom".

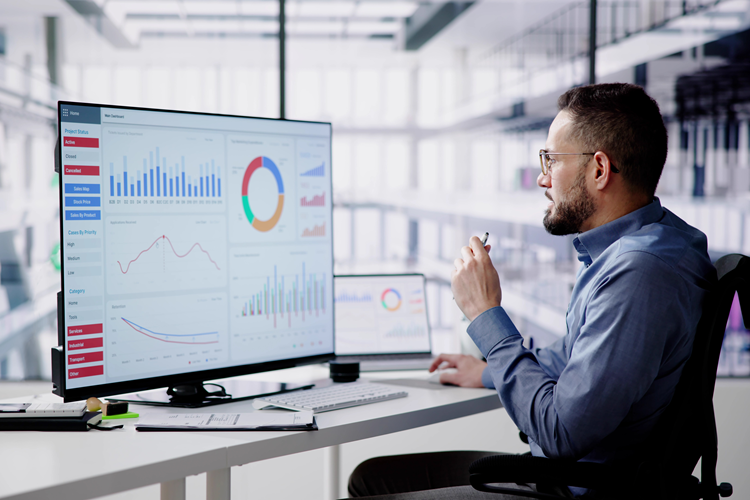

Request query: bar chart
[
  {"left": 238, "top": 263, "right": 326, "bottom": 329},
  {"left": 108, "top": 148, "right": 222, "bottom": 201},
  {"left": 300, "top": 193, "right": 325, "bottom": 207},
  {"left": 301, "top": 222, "right": 326, "bottom": 237},
  {"left": 300, "top": 162, "right": 325, "bottom": 177},
  {"left": 101, "top": 125, "right": 226, "bottom": 214}
]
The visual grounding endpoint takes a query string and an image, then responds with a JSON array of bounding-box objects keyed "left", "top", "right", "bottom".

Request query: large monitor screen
[{"left": 57, "top": 102, "right": 334, "bottom": 398}]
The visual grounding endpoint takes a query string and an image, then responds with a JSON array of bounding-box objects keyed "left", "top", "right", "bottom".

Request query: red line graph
[
  {"left": 116, "top": 235, "right": 221, "bottom": 274},
  {"left": 121, "top": 318, "right": 219, "bottom": 345}
]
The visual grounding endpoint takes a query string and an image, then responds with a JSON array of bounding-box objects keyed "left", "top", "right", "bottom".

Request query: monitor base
[{"left": 107, "top": 379, "right": 313, "bottom": 408}]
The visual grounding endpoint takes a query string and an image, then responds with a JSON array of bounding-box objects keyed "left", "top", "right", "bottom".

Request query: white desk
[{"left": 0, "top": 366, "right": 502, "bottom": 500}]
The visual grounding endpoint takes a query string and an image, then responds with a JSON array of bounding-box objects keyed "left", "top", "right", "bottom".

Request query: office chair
[{"left": 469, "top": 253, "right": 746, "bottom": 500}]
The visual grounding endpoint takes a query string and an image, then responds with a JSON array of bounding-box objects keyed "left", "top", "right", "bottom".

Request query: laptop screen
[{"left": 334, "top": 274, "right": 431, "bottom": 355}]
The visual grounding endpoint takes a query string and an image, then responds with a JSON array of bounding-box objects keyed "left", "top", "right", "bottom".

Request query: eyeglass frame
[{"left": 538, "top": 149, "right": 620, "bottom": 176}]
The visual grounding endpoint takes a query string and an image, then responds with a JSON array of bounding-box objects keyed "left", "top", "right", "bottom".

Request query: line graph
[
  {"left": 116, "top": 235, "right": 221, "bottom": 274},
  {"left": 121, "top": 317, "right": 220, "bottom": 345},
  {"left": 106, "top": 294, "right": 228, "bottom": 378},
  {"left": 105, "top": 215, "right": 227, "bottom": 295}
]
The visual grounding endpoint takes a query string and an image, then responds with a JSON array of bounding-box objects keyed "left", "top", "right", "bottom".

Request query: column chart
[{"left": 101, "top": 125, "right": 225, "bottom": 214}]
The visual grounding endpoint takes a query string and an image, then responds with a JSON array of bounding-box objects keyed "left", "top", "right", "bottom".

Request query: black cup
[{"left": 329, "top": 360, "right": 360, "bottom": 383}]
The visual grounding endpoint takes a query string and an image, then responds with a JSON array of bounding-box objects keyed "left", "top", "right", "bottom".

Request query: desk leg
[
  {"left": 324, "top": 444, "right": 341, "bottom": 500},
  {"left": 207, "top": 467, "right": 231, "bottom": 500},
  {"left": 161, "top": 478, "right": 186, "bottom": 500}
]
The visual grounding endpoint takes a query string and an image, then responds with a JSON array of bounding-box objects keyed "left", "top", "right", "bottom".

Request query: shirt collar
[{"left": 573, "top": 197, "right": 665, "bottom": 266}]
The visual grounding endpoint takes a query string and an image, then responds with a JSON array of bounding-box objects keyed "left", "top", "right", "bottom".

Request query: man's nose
[{"left": 537, "top": 171, "right": 550, "bottom": 188}]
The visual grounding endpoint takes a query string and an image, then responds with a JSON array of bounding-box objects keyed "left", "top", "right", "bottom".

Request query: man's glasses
[{"left": 538, "top": 149, "right": 620, "bottom": 176}]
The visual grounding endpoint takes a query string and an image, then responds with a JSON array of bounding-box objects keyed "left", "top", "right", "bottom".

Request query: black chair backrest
[{"left": 645, "top": 254, "right": 748, "bottom": 498}]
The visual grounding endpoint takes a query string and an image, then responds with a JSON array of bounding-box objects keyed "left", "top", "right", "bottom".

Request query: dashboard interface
[{"left": 59, "top": 103, "right": 334, "bottom": 390}]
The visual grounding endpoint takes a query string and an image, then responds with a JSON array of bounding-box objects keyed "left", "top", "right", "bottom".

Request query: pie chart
[{"left": 241, "top": 156, "right": 284, "bottom": 232}]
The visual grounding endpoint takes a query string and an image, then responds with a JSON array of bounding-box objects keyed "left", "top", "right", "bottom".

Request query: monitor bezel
[
  {"left": 56, "top": 100, "right": 336, "bottom": 402},
  {"left": 332, "top": 273, "right": 432, "bottom": 356}
]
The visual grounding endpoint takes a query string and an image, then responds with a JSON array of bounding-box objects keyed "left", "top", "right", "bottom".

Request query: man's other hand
[
  {"left": 452, "top": 235, "right": 501, "bottom": 321},
  {"left": 429, "top": 353, "right": 487, "bottom": 388}
]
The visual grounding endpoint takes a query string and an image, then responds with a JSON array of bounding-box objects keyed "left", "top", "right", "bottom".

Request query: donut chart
[
  {"left": 381, "top": 288, "right": 402, "bottom": 311},
  {"left": 241, "top": 156, "right": 284, "bottom": 232}
]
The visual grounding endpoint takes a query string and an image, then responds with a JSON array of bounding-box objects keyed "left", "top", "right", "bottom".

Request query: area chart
[{"left": 300, "top": 162, "right": 325, "bottom": 177}]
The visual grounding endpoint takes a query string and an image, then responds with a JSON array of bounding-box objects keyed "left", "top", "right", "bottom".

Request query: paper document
[{"left": 135, "top": 411, "right": 315, "bottom": 431}]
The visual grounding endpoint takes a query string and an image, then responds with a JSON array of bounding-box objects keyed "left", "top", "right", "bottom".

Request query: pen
[{"left": 453, "top": 232, "right": 489, "bottom": 301}]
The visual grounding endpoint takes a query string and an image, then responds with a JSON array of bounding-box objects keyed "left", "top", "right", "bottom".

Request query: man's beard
[{"left": 543, "top": 169, "right": 595, "bottom": 235}]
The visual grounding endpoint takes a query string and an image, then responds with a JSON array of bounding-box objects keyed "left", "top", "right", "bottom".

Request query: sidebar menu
[{"left": 60, "top": 104, "right": 106, "bottom": 386}]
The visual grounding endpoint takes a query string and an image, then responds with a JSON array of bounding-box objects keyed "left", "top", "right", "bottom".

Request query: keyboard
[
  {"left": 252, "top": 381, "right": 408, "bottom": 413},
  {"left": 0, "top": 401, "right": 87, "bottom": 418}
]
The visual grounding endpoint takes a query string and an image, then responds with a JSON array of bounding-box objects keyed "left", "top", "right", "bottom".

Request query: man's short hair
[{"left": 557, "top": 83, "right": 667, "bottom": 198}]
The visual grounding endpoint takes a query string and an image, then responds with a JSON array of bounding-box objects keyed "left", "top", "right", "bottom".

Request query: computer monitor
[{"left": 52, "top": 101, "right": 334, "bottom": 405}]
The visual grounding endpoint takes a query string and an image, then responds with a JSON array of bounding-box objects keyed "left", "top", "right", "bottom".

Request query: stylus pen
[{"left": 453, "top": 232, "right": 489, "bottom": 301}]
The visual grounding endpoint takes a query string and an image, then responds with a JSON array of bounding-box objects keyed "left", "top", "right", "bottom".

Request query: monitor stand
[{"left": 107, "top": 379, "right": 314, "bottom": 408}]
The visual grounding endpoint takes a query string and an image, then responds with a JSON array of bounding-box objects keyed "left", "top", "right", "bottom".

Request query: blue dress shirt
[{"left": 469, "top": 198, "right": 716, "bottom": 496}]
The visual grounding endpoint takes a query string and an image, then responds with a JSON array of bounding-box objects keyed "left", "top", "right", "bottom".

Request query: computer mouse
[{"left": 427, "top": 369, "right": 457, "bottom": 385}]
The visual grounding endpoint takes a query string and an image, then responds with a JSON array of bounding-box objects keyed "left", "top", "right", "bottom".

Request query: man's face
[{"left": 538, "top": 111, "right": 596, "bottom": 236}]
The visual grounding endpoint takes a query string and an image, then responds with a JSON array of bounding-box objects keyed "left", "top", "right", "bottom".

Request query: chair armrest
[
  {"left": 469, "top": 455, "right": 711, "bottom": 500},
  {"left": 469, "top": 454, "right": 632, "bottom": 499}
]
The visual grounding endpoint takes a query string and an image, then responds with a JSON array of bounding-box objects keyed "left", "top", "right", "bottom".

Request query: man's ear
[{"left": 592, "top": 151, "right": 613, "bottom": 190}]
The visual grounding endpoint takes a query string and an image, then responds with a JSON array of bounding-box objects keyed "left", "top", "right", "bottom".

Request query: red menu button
[
  {"left": 64, "top": 165, "right": 100, "bottom": 176},
  {"left": 68, "top": 337, "right": 103, "bottom": 350},
  {"left": 63, "top": 137, "right": 99, "bottom": 148},
  {"left": 68, "top": 323, "right": 103, "bottom": 337},
  {"left": 68, "top": 365, "right": 104, "bottom": 379},
  {"left": 68, "top": 351, "right": 104, "bottom": 365}
]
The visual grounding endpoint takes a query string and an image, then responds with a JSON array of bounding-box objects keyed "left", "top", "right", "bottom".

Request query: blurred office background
[
  {"left": 2, "top": 0, "right": 750, "bottom": 380},
  {"left": 0, "top": 1, "right": 749, "bottom": 497}
]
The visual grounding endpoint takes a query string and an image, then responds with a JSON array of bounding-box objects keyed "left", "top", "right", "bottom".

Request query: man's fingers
[
  {"left": 453, "top": 258, "right": 464, "bottom": 271},
  {"left": 429, "top": 353, "right": 459, "bottom": 372},
  {"left": 440, "top": 370, "right": 459, "bottom": 386},
  {"left": 429, "top": 356, "right": 446, "bottom": 372},
  {"left": 470, "top": 236, "right": 489, "bottom": 257},
  {"left": 460, "top": 245, "right": 474, "bottom": 262},
  {"left": 485, "top": 244, "right": 491, "bottom": 254}
]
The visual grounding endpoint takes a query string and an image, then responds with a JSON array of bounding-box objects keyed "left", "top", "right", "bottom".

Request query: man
[{"left": 347, "top": 83, "right": 716, "bottom": 499}]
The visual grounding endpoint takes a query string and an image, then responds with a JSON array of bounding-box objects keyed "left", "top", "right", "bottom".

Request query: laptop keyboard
[{"left": 253, "top": 381, "right": 408, "bottom": 413}]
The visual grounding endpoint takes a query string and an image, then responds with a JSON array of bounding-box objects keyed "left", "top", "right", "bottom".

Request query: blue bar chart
[{"left": 108, "top": 147, "right": 222, "bottom": 201}]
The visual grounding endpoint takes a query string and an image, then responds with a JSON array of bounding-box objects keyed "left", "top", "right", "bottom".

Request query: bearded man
[{"left": 346, "top": 83, "right": 716, "bottom": 499}]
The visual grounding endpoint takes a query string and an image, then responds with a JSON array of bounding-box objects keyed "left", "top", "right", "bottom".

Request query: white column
[
  {"left": 207, "top": 468, "right": 231, "bottom": 500},
  {"left": 160, "top": 478, "right": 186, "bottom": 500}
]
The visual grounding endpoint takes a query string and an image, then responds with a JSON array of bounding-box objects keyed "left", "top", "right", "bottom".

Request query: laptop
[{"left": 333, "top": 274, "right": 434, "bottom": 371}]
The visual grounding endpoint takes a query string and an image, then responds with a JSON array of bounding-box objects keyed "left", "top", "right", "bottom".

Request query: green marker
[{"left": 102, "top": 412, "right": 139, "bottom": 420}]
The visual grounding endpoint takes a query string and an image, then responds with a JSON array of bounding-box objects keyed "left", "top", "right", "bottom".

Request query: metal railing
[{"left": 478, "top": 0, "right": 722, "bottom": 69}]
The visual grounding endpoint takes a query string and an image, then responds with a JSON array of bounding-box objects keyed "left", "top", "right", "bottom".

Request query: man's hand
[
  {"left": 429, "top": 353, "right": 487, "bottom": 388},
  {"left": 452, "top": 236, "right": 502, "bottom": 321}
]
